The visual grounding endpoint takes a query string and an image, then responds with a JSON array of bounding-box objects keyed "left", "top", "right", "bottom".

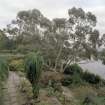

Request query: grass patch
[{"left": 71, "top": 85, "right": 105, "bottom": 105}]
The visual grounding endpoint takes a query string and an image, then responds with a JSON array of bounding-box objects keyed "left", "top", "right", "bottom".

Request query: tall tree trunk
[
  {"left": 60, "top": 62, "right": 64, "bottom": 72},
  {"left": 54, "top": 44, "right": 63, "bottom": 71}
]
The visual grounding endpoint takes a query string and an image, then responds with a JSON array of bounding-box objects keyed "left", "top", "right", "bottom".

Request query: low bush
[
  {"left": 51, "top": 80, "right": 62, "bottom": 92},
  {"left": 82, "top": 71, "right": 101, "bottom": 84},
  {"left": 0, "top": 57, "right": 9, "bottom": 81},
  {"left": 71, "top": 73, "right": 83, "bottom": 85},
  {"left": 62, "top": 64, "right": 103, "bottom": 86},
  {"left": 62, "top": 64, "right": 83, "bottom": 86},
  {"left": 0, "top": 57, "right": 9, "bottom": 105},
  {"left": 47, "top": 87, "right": 55, "bottom": 97},
  {"left": 19, "top": 77, "right": 33, "bottom": 99},
  {"left": 9, "top": 59, "right": 24, "bottom": 72},
  {"left": 64, "top": 63, "right": 83, "bottom": 75},
  {"left": 61, "top": 74, "right": 84, "bottom": 86},
  {"left": 61, "top": 76, "right": 73, "bottom": 86}
]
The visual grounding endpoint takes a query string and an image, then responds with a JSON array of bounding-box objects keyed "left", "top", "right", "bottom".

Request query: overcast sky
[{"left": 0, "top": 0, "right": 105, "bottom": 34}]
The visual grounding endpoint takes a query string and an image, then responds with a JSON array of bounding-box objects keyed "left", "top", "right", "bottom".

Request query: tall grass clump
[
  {"left": 0, "top": 57, "right": 9, "bottom": 81},
  {"left": 0, "top": 57, "right": 9, "bottom": 105},
  {"left": 25, "top": 52, "right": 43, "bottom": 98}
]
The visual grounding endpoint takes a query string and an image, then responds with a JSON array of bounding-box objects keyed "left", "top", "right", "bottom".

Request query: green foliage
[
  {"left": 61, "top": 75, "right": 83, "bottom": 87},
  {"left": 0, "top": 30, "right": 16, "bottom": 50},
  {"left": 62, "top": 64, "right": 83, "bottom": 86},
  {"left": 9, "top": 59, "right": 24, "bottom": 72},
  {"left": 82, "top": 71, "right": 101, "bottom": 84},
  {"left": 4, "top": 7, "right": 99, "bottom": 70},
  {"left": 47, "top": 87, "right": 55, "bottom": 97},
  {"left": 20, "top": 78, "right": 33, "bottom": 99},
  {"left": 61, "top": 76, "right": 73, "bottom": 86},
  {"left": 82, "top": 95, "right": 105, "bottom": 105},
  {"left": 72, "top": 73, "right": 83, "bottom": 85},
  {"left": 25, "top": 52, "right": 43, "bottom": 98},
  {"left": 51, "top": 80, "right": 62, "bottom": 92},
  {"left": 64, "top": 63, "right": 83, "bottom": 75},
  {"left": 0, "top": 87, "right": 4, "bottom": 105},
  {"left": 63, "top": 64, "right": 102, "bottom": 86},
  {"left": 0, "top": 57, "right": 8, "bottom": 105},
  {"left": 0, "top": 57, "right": 9, "bottom": 81}
]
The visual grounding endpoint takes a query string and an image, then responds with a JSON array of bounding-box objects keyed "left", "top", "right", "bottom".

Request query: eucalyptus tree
[
  {"left": 66, "top": 7, "right": 98, "bottom": 62},
  {"left": 0, "top": 30, "right": 8, "bottom": 49},
  {"left": 99, "top": 34, "right": 105, "bottom": 62},
  {"left": 0, "top": 29, "right": 15, "bottom": 50},
  {"left": 89, "top": 29, "right": 100, "bottom": 49},
  {"left": 5, "top": 9, "right": 52, "bottom": 51},
  {"left": 4, "top": 8, "right": 101, "bottom": 71},
  {"left": 41, "top": 18, "right": 71, "bottom": 71},
  {"left": 101, "top": 34, "right": 105, "bottom": 46},
  {"left": 52, "top": 18, "right": 69, "bottom": 70},
  {"left": 41, "top": 8, "right": 100, "bottom": 71},
  {"left": 8, "top": 9, "right": 43, "bottom": 43},
  {"left": 53, "top": 18, "right": 66, "bottom": 33}
]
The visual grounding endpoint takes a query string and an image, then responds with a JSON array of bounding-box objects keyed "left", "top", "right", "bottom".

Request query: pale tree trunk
[
  {"left": 54, "top": 44, "right": 63, "bottom": 71},
  {"left": 60, "top": 62, "right": 64, "bottom": 72}
]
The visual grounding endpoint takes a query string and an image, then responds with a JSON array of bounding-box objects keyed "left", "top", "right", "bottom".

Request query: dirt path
[
  {"left": 62, "top": 86, "right": 73, "bottom": 98},
  {"left": 2, "top": 71, "right": 24, "bottom": 105}
]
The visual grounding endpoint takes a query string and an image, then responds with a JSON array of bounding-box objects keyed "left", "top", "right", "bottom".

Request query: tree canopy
[{"left": 1, "top": 7, "right": 103, "bottom": 71}]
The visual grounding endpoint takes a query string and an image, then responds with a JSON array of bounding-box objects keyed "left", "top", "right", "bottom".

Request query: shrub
[
  {"left": 62, "top": 64, "right": 84, "bottom": 86},
  {"left": 64, "top": 63, "right": 83, "bottom": 75},
  {"left": 71, "top": 73, "right": 83, "bottom": 85},
  {"left": 0, "top": 57, "right": 9, "bottom": 81},
  {"left": 47, "top": 87, "right": 55, "bottom": 97},
  {"left": 0, "top": 57, "right": 9, "bottom": 105},
  {"left": 19, "top": 78, "right": 33, "bottom": 99},
  {"left": 25, "top": 52, "right": 43, "bottom": 98},
  {"left": 63, "top": 63, "right": 102, "bottom": 86},
  {"left": 61, "top": 74, "right": 83, "bottom": 86},
  {"left": 61, "top": 76, "right": 73, "bottom": 86},
  {"left": 9, "top": 59, "right": 24, "bottom": 72},
  {"left": 51, "top": 80, "right": 62, "bottom": 92},
  {"left": 82, "top": 71, "right": 101, "bottom": 84}
]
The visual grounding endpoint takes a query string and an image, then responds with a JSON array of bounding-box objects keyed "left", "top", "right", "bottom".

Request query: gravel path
[{"left": 2, "top": 71, "right": 24, "bottom": 105}]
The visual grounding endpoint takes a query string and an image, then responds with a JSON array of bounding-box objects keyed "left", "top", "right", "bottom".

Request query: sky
[{"left": 0, "top": 0, "right": 105, "bottom": 34}]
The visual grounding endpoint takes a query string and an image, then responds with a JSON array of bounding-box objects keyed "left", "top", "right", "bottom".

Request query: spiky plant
[
  {"left": 0, "top": 57, "right": 9, "bottom": 81},
  {"left": 25, "top": 52, "right": 43, "bottom": 98}
]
